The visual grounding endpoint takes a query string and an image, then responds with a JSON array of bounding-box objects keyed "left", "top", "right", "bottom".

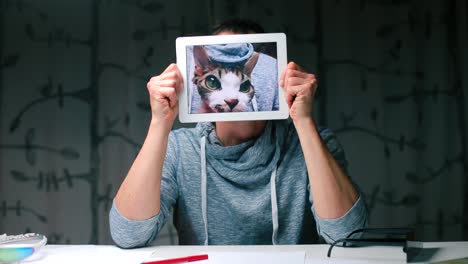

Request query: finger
[
  {"left": 160, "top": 68, "right": 184, "bottom": 93},
  {"left": 173, "top": 65, "right": 184, "bottom": 93},
  {"left": 282, "top": 68, "right": 291, "bottom": 89},
  {"left": 285, "top": 92, "right": 294, "bottom": 108},
  {"left": 286, "top": 83, "right": 317, "bottom": 102},
  {"left": 161, "top": 63, "right": 177, "bottom": 75},
  {"left": 285, "top": 76, "right": 317, "bottom": 87},
  {"left": 158, "top": 87, "right": 177, "bottom": 99},
  {"left": 287, "top": 61, "right": 297, "bottom": 70},
  {"left": 159, "top": 70, "right": 180, "bottom": 84},
  {"left": 147, "top": 76, "right": 161, "bottom": 90},
  {"left": 285, "top": 69, "right": 315, "bottom": 81},
  {"left": 281, "top": 62, "right": 300, "bottom": 88},
  {"left": 287, "top": 61, "right": 306, "bottom": 72},
  {"left": 157, "top": 87, "right": 178, "bottom": 108},
  {"left": 158, "top": 79, "right": 178, "bottom": 89},
  {"left": 280, "top": 62, "right": 295, "bottom": 88},
  {"left": 284, "top": 80, "right": 299, "bottom": 109},
  {"left": 284, "top": 71, "right": 315, "bottom": 91},
  {"left": 159, "top": 70, "right": 176, "bottom": 79}
]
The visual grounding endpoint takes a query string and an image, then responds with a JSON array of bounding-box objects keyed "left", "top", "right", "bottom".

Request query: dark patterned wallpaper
[{"left": 0, "top": 0, "right": 467, "bottom": 245}]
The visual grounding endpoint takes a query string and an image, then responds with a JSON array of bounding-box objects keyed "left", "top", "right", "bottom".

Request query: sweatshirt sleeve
[
  {"left": 109, "top": 131, "right": 180, "bottom": 248},
  {"left": 310, "top": 127, "right": 369, "bottom": 244}
]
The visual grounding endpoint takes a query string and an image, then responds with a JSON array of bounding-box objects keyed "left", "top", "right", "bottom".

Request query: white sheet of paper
[
  {"left": 207, "top": 251, "right": 305, "bottom": 264},
  {"left": 146, "top": 251, "right": 305, "bottom": 264},
  {"left": 24, "top": 245, "right": 152, "bottom": 264},
  {"left": 305, "top": 258, "right": 405, "bottom": 264}
]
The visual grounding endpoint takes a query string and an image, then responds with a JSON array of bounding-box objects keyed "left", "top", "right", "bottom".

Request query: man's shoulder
[
  {"left": 171, "top": 126, "right": 198, "bottom": 136},
  {"left": 168, "top": 126, "right": 200, "bottom": 146}
]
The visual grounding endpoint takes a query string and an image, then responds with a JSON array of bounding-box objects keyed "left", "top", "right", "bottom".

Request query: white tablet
[{"left": 176, "top": 33, "right": 289, "bottom": 123}]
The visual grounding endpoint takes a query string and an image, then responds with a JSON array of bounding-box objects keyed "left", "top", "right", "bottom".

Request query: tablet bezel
[{"left": 176, "top": 33, "right": 289, "bottom": 123}]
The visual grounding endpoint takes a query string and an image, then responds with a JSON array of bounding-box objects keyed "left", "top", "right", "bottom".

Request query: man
[{"left": 110, "top": 19, "right": 368, "bottom": 247}]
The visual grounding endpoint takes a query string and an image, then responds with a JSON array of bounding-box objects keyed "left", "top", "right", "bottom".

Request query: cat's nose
[{"left": 225, "top": 99, "right": 239, "bottom": 110}]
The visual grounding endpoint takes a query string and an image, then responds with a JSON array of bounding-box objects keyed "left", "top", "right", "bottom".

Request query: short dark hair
[{"left": 211, "top": 18, "right": 265, "bottom": 35}]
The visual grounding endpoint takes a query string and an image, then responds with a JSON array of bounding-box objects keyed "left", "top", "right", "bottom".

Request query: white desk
[{"left": 23, "top": 242, "right": 468, "bottom": 264}]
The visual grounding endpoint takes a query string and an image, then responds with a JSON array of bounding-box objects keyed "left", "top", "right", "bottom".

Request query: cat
[{"left": 192, "top": 46, "right": 259, "bottom": 113}]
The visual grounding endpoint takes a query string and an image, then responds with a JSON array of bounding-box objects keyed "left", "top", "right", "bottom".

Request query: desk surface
[{"left": 23, "top": 241, "right": 468, "bottom": 264}]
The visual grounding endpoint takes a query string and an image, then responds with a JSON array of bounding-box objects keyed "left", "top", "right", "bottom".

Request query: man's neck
[{"left": 215, "top": 120, "right": 267, "bottom": 146}]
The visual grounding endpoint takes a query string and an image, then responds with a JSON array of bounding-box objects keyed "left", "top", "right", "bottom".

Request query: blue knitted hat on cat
[{"left": 204, "top": 43, "right": 254, "bottom": 64}]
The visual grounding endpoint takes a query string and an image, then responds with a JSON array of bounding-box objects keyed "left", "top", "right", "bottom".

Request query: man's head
[{"left": 211, "top": 18, "right": 265, "bottom": 35}]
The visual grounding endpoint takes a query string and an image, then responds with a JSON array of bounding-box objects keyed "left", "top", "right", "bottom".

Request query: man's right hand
[{"left": 146, "top": 63, "right": 183, "bottom": 130}]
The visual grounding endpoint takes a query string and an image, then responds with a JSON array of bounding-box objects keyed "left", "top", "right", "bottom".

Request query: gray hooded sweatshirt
[{"left": 109, "top": 120, "right": 368, "bottom": 248}]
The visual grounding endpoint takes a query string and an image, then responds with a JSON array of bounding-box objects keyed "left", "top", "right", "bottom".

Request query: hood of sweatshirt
[
  {"left": 196, "top": 121, "right": 288, "bottom": 183},
  {"left": 196, "top": 120, "right": 290, "bottom": 245}
]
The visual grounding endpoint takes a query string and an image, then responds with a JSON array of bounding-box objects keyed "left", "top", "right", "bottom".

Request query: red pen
[{"left": 141, "top": 254, "right": 209, "bottom": 264}]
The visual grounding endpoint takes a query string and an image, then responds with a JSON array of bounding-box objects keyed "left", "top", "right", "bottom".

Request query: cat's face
[
  {"left": 192, "top": 46, "right": 259, "bottom": 113},
  {"left": 196, "top": 68, "right": 254, "bottom": 112}
]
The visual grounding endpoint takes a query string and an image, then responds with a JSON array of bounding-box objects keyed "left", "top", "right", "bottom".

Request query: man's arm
[
  {"left": 281, "top": 62, "right": 367, "bottom": 241},
  {"left": 110, "top": 128, "right": 179, "bottom": 248},
  {"left": 114, "top": 63, "right": 181, "bottom": 219},
  {"left": 110, "top": 64, "right": 183, "bottom": 247},
  {"left": 114, "top": 121, "right": 170, "bottom": 219},
  {"left": 295, "top": 119, "right": 359, "bottom": 218}
]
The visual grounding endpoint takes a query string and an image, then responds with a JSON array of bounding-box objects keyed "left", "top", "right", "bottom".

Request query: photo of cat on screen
[{"left": 187, "top": 42, "right": 279, "bottom": 114}]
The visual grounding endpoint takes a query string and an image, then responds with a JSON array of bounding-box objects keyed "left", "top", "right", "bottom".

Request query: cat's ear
[
  {"left": 193, "top": 46, "right": 214, "bottom": 73},
  {"left": 243, "top": 53, "right": 259, "bottom": 77}
]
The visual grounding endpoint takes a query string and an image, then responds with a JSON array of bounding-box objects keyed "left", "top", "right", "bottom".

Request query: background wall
[{"left": 0, "top": 0, "right": 467, "bottom": 245}]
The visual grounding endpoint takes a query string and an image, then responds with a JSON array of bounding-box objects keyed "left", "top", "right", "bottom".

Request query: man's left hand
[{"left": 280, "top": 62, "right": 317, "bottom": 123}]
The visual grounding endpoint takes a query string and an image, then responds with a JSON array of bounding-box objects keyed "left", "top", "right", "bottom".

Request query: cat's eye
[
  {"left": 240, "top": 80, "right": 251, "bottom": 93},
  {"left": 205, "top": 75, "right": 221, "bottom": 90}
]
